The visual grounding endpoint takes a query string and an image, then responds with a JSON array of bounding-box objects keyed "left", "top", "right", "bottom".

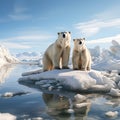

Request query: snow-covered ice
[
  {"left": 19, "top": 69, "right": 120, "bottom": 96},
  {"left": 105, "top": 111, "right": 118, "bottom": 118},
  {"left": 1, "top": 91, "right": 30, "bottom": 98}
]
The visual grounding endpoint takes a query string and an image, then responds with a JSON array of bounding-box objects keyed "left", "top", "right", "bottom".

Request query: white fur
[
  {"left": 43, "top": 32, "right": 71, "bottom": 71},
  {"left": 72, "top": 38, "right": 91, "bottom": 71}
]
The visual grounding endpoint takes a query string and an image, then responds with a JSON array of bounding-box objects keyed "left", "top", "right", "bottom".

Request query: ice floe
[
  {"left": 1, "top": 91, "right": 30, "bottom": 98},
  {"left": 19, "top": 68, "right": 120, "bottom": 96},
  {"left": 105, "top": 111, "right": 118, "bottom": 118}
]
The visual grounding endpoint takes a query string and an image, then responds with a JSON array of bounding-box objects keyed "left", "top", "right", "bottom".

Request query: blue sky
[{"left": 0, "top": 0, "right": 120, "bottom": 54}]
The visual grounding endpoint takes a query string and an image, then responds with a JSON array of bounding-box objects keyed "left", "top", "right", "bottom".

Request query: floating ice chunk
[
  {"left": 105, "top": 111, "right": 118, "bottom": 118},
  {"left": 1, "top": 91, "right": 29, "bottom": 98},
  {"left": 31, "top": 117, "right": 43, "bottom": 120},
  {"left": 0, "top": 113, "right": 16, "bottom": 120},
  {"left": 48, "top": 86, "right": 54, "bottom": 91},
  {"left": 74, "top": 94, "right": 87, "bottom": 103},
  {"left": 105, "top": 101, "right": 115, "bottom": 106},
  {"left": 108, "top": 88, "right": 120, "bottom": 97},
  {"left": 20, "top": 69, "right": 118, "bottom": 93},
  {"left": 75, "top": 102, "right": 91, "bottom": 109},
  {"left": 67, "top": 109, "right": 74, "bottom": 113},
  {"left": 2, "top": 92, "right": 14, "bottom": 97}
]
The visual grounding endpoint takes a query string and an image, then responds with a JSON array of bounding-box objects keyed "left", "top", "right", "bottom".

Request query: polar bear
[
  {"left": 43, "top": 31, "right": 71, "bottom": 71},
  {"left": 72, "top": 38, "right": 91, "bottom": 71}
]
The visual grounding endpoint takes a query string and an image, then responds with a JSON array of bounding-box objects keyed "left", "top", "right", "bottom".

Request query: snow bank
[
  {"left": 0, "top": 45, "right": 19, "bottom": 68},
  {"left": 19, "top": 69, "right": 120, "bottom": 95}
]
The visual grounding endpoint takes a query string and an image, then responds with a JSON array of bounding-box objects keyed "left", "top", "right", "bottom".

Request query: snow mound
[
  {"left": 0, "top": 45, "right": 19, "bottom": 68},
  {"left": 19, "top": 69, "right": 120, "bottom": 95}
]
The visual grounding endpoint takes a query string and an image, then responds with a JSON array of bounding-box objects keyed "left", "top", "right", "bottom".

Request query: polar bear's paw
[
  {"left": 62, "top": 66, "right": 69, "bottom": 69},
  {"left": 54, "top": 66, "right": 61, "bottom": 69}
]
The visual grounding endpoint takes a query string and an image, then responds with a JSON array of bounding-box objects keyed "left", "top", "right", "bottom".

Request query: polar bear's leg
[
  {"left": 72, "top": 52, "right": 79, "bottom": 70},
  {"left": 43, "top": 55, "right": 53, "bottom": 71},
  {"left": 62, "top": 46, "right": 70, "bottom": 69},
  {"left": 53, "top": 48, "right": 62, "bottom": 69},
  {"left": 87, "top": 59, "right": 91, "bottom": 71},
  {"left": 81, "top": 54, "right": 88, "bottom": 71}
]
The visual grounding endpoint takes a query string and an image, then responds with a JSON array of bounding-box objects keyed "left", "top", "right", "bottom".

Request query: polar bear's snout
[
  {"left": 63, "top": 33, "right": 66, "bottom": 38},
  {"left": 79, "top": 41, "right": 82, "bottom": 44}
]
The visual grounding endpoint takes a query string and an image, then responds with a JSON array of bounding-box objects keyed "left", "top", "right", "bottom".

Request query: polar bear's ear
[
  {"left": 58, "top": 32, "right": 60, "bottom": 35},
  {"left": 83, "top": 38, "right": 85, "bottom": 40},
  {"left": 69, "top": 32, "right": 71, "bottom": 34},
  {"left": 73, "top": 39, "right": 75, "bottom": 41}
]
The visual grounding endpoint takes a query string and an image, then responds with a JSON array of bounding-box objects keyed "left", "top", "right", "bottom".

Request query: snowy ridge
[
  {"left": 0, "top": 45, "right": 19, "bottom": 68},
  {"left": 90, "top": 40, "right": 120, "bottom": 72},
  {"left": 15, "top": 52, "right": 42, "bottom": 65}
]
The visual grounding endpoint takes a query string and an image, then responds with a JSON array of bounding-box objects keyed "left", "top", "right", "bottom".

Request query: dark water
[{"left": 0, "top": 64, "right": 120, "bottom": 120}]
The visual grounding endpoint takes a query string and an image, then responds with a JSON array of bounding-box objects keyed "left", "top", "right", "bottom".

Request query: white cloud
[
  {"left": 0, "top": 35, "right": 54, "bottom": 41},
  {"left": 0, "top": 34, "right": 55, "bottom": 50},
  {"left": 87, "top": 34, "right": 120, "bottom": 44},
  {"left": 0, "top": 42, "right": 31, "bottom": 49},
  {"left": 75, "top": 18, "right": 120, "bottom": 37}
]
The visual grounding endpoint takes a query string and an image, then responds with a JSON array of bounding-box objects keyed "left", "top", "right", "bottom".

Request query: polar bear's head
[
  {"left": 73, "top": 38, "right": 86, "bottom": 51},
  {"left": 57, "top": 31, "right": 71, "bottom": 48}
]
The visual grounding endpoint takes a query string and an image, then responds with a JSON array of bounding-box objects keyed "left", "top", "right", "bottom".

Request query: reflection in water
[
  {"left": 18, "top": 68, "right": 120, "bottom": 120},
  {"left": 105, "top": 95, "right": 120, "bottom": 107},
  {"left": 0, "top": 64, "right": 16, "bottom": 84},
  {"left": 42, "top": 93, "right": 91, "bottom": 120},
  {"left": 19, "top": 78, "right": 92, "bottom": 120}
]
